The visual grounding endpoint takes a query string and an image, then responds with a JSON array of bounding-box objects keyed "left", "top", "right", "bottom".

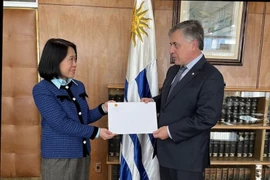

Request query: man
[{"left": 141, "top": 20, "right": 224, "bottom": 180}]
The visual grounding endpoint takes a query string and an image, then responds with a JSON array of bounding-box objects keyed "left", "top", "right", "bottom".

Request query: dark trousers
[{"left": 160, "top": 165, "right": 204, "bottom": 180}]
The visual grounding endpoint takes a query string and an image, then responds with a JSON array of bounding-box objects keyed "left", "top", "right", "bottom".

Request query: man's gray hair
[{"left": 169, "top": 19, "right": 204, "bottom": 50}]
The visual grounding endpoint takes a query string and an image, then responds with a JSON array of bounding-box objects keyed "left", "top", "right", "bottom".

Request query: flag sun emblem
[{"left": 131, "top": 1, "right": 152, "bottom": 46}]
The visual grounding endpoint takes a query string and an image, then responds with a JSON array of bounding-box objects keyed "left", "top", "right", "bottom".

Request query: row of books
[
  {"left": 205, "top": 166, "right": 270, "bottom": 180},
  {"left": 210, "top": 131, "right": 255, "bottom": 158},
  {"left": 205, "top": 167, "right": 270, "bottom": 180},
  {"left": 224, "top": 96, "right": 259, "bottom": 107},
  {"left": 210, "top": 131, "right": 270, "bottom": 158},
  {"left": 220, "top": 96, "right": 263, "bottom": 124},
  {"left": 109, "top": 94, "right": 124, "bottom": 102},
  {"left": 111, "top": 166, "right": 270, "bottom": 180},
  {"left": 108, "top": 131, "right": 270, "bottom": 158},
  {"left": 204, "top": 167, "right": 251, "bottom": 180}
]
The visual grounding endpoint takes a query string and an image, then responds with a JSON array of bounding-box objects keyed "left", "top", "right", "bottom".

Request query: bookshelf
[{"left": 106, "top": 84, "right": 270, "bottom": 180}]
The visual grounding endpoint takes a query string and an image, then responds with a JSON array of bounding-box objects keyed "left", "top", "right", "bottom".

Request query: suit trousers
[
  {"left": 42, "top": 156, "right": 90, "bottom": 180},
  {"left": 160, "top": 165, "right": 204, "bottom": 180}
]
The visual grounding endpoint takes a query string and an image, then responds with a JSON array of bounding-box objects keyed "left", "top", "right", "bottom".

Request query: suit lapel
[{"left": 164, "top": 56, "right": 207, "bottom": 107}]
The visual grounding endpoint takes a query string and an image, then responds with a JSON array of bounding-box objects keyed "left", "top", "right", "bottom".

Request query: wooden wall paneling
[
  {"left": 86, "top": 8, "right": 131, "bottom": 102},
  {"left": 266, "top": 2, "right": 270, "bottom": 14},
  {"left": 248, "top": 2, "right": 265, "bottom": 14},
  {"left": 38, "top": 4, "right": 132, "bottom": 89},
  {"left": 39, "top": 0, "right": 133, "bottom": 8},
  {"left": 154, "top": 7, "right": 173, "bottom": 84},
  {"left": 38, "top": 4, "right": 132, "bottom": 179},
  {"left": 215, "top": 13, "right": 263, "bottom": 88},
  {"left": 258, "top": 14, "right": 270, "bottom": 88},
  {"left": 154, "top": 0, "right": 174, "bottom": 10},
  {"left": 2, "top": 9, "right": 39, "bottom": 177}
]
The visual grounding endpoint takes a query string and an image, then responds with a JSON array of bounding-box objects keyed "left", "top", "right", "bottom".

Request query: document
[{"left": 108, "top": 102, "right": 158, "bottom": 134}]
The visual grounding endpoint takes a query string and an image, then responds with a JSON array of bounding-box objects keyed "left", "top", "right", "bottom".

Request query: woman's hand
[{"left": 103, "top": 100, "right": 116, "bottom": 112}]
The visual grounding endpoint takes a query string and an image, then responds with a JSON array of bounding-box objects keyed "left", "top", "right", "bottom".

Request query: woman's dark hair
[{"left": 38, "top": 38, "right": 77, "bottom": 80}]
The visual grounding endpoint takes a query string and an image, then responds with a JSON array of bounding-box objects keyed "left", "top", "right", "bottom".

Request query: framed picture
[
  {"left": 4, "top": 0, "right": 38, "bottom": 8},
  {"left": 172, "top": 1, "right": 247, "bottom": 65}
]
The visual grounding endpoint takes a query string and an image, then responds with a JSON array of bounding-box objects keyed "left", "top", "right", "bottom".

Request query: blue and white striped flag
[{"left": 120, "top": 0, "right": 160, "bottom": 179}]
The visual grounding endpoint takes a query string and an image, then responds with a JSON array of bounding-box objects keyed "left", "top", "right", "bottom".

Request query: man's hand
[
  {"left": 99, "top": 128, "right": 116, "bottom": 140},
  {"left": 141, "top": 98, "right": 154, "bottom": 103},
  {"left": 153, "top": 126, "right": 169, "bottom": 140}
]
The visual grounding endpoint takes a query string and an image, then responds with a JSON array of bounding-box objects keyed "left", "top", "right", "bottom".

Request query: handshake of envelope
[{"left": 108, "top": 102, "right": 157, "bottom": 134}]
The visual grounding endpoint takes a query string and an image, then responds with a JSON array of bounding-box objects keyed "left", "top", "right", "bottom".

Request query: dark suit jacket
[{"left": 153, "top": 55, "right": 224, "bottom": 172}]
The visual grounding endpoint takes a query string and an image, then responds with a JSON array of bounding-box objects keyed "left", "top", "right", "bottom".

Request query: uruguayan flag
[{"left": 119, "top": 0, "right": 160, "bottom": 179}]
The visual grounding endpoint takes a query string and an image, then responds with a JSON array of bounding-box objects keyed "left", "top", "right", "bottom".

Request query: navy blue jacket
[{"left": 32, "top": 79, "right": 105, "bottom": 158}]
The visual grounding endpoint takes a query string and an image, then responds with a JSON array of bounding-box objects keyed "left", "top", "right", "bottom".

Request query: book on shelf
[
  {"left": 108, "top": 135, "right": 122, "bottom": 158},
  {"left": 264, "top": 166, "right": 270, "bottom": 180},
  {"left": 268, "top": 131, "right": 270, "bottom": 157},
  {"left": 212, "top": 140, "right": 219, "bottom": 158},
  {"left": 222, "top": 168, "right": 228, "bottom": 180},
  {"left": 262, "top": 168, "right": 265, "bottom": 180},
  {"left": 228, "top": 168, "right": 234, "bottom": 180},
  {"left": 244, "top": 168, "right": 251, "bottom": 180},
  {"left": 218, "top": 140, "right": 225, "bottom": 158},
  {"left": 114, "top": 135, "right": 121, "bottom": 157},
  {"left": 233, "top": 168, "right": 240, "bottom": 180},
  {"left": 264, "top": 132, "right": 269, "bottom": 158},
  {"left": 204, "top": 168, "right": 210, "bottom": 180},
  {"left": 239, "top": 168, "right": 245, "bottom": 180},
  {"left": 242, "top": 132, "right": 249, "bottom": 157},
  {"left": 236, "top": 132, "right": 244, "bottom": 158},
  {"left": 216, "top": 168, "right": 222, "bottom": 180},
  {"left": 209, "top": 138, "right": 213, "bottom": 157},
  {"left": 111, "top": 165, "right": 120, "bottom": 180},
  {"left": 248, "top": 132, "right": 255, "bottom": 157},
  {"left": 108, "top": 138, "right": 115, "bottom": 157},
  {"left": 210, "top": 168, "right": 217, "bottom": 180},
  {"left": 224, "top": 140, "right": 230, "bottom": 157},
  {"left": 230, "top": 140, "right": 237, "bottom": 158}
]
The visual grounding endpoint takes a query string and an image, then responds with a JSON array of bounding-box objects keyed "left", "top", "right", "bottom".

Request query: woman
[{"left": 32, "top": 38, "right": 115, "bottom": 180}]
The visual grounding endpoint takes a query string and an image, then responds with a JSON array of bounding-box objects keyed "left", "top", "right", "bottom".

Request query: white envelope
[{"left": 108, "top": 102, "right": 158, "bottom": 134}]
